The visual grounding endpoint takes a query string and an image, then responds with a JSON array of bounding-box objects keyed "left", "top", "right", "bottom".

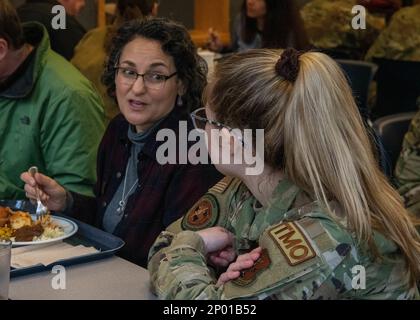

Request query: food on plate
[
  {"left": 0, "top": 206, "right": 64, "bottom": 242},
  {"left": 0, "top": 206, "right": 9, "bottom": 227},
  {"left": 9, "top": 211, "right": 32, "bottom": 229},
  {"left": 14, "top": 224, "right": 44, "bottom": 242}
]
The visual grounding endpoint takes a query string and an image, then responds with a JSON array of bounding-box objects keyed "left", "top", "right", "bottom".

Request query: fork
[{"left": 28, "top": 166, "right": 48, "bottom": 221}]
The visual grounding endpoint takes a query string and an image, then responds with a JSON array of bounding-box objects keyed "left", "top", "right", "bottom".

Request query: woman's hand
[
  {"left": 20, "top": 172, "right": 67, "bottom": 211},
  {"left": 208, "top": 246, "right": 236, "bottom": 268},
  {"left": 216, "top": 247, "right": 262, "bottom": 287},
  {"left": 196, "top": 226, "right": 234, "bottom": 254},
  {"left": 207, "top": 28, "right": 223, "bottom": 53}
]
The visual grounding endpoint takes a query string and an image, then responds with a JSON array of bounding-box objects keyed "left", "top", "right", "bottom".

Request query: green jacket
[
  {"left": 71, "top": 26, "right": 119, "bottom": 124},
  {"left": 0, "top": 23, "right": 105, "bottom": 199},
  {"left": 366, "top": 5, "right": 420, "bottom": 61},
  {"left": 148, "top": 177, "right": 418, "bottom": 300}
]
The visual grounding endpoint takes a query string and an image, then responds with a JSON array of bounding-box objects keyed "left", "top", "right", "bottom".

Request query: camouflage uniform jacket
[
  {"left": 301, "top": 0, "right": 385, "bottom": 59},
  {"left": 366, "top": 5, "right": 420, "bottom": 61},
  {"left": 148, "top": 177, "right": 418, "bottom": 300},
  {"left": 395, "top": 103, "right": 420, "bottom": 216}
]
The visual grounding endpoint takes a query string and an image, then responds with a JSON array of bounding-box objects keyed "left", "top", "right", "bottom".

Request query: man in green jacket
[{"left": 0, "top": 0, "right": 105, "bottom": 200}]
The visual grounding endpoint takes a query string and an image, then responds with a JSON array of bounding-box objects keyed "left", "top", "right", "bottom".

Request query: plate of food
[{"left": 0, "top": 206, "right": 78, "bottom": 246}]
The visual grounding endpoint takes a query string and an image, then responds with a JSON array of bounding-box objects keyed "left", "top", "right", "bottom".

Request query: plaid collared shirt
[{"left": 71, "top": 108, "right": 223, "bottom": 267}]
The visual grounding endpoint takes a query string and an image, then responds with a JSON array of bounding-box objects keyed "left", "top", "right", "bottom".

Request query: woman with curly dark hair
[
  {"left": 72, "top": 0, "right": 158, "bottom": 123},
  {"left": 22, "top": 18, "right": 223, "bottom": 267}
]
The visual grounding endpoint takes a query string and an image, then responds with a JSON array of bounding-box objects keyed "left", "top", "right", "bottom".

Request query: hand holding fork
[{"left": 28, "top": 166, "right": 48, "bottom": 221}]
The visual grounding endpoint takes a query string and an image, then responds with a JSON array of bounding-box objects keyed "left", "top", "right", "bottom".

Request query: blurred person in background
[
  {"left": 301, "top": 0, "right": 386, "bottom": 59},
  {"left": 17, "top": 0, "right": 86, "bottom": 60},
  {"left": 395, "top": 98, "right": 420, "bottom": 218},
  {"left": 207, "top": 0, "right": 309, "bottom": 53},
  {"left": 366, "top": 2, "right": 420, "bottom": 61}
]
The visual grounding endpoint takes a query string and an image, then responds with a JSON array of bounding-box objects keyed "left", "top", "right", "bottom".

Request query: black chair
[
  {"left": 336, "top": 59, "right": 377, "bottom": 121},
  {"left": 373, "top": 112, "right": 417, "bottom": 177},
  {"left": 372, "top": 58, "right": 420, "bottom": 119}
]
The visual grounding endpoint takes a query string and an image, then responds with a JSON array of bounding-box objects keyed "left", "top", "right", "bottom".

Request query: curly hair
[{"left": 102, "top": 17, "right": 207, "bottom": 112}]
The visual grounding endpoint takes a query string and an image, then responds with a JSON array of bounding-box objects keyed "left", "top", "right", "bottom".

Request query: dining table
[{"left": 9, "top": 255, "right": 156, "bottom": 300}]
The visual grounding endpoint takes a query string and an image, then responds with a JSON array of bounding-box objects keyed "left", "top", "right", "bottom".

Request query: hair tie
[{"left": 275, "top": 48, "right": 303, "bottom": 82}]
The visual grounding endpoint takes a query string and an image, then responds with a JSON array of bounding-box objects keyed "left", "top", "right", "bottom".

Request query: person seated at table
[
  {"left": 22, "top": 18, "right": 223, "bottom": 268},
  {"left": 365, "top": 3, "right": 420, "bottom": 61},
  {"left": 148, "top": 48, "right": 420, "bottom": 299},
  {"left": 72, "top": 0, "right": 159, "bottom": 123},
  {"left": 0, "top": 0, "right": 105, "bottom": 201},
  {"left": 207, "top": 0, "right": 309, "bottom": 53}
]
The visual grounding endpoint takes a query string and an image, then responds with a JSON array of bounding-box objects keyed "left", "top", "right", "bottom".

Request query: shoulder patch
[
  {"left": 181, "top": 194, "right": 219, "bottom": 231},
  {"left": 232, "top": 249, "right": 271, "bottom": 287},
  {"left": 209, "top": 177, "right": 234, "bottom": 194},
  {"left": 268, "top": 222, "right": 316, "bottom": 266}
]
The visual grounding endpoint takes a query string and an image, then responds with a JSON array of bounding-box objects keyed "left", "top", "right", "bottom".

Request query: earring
[{"left": 177, "top": 95, "right": 183, "bottom": 107}]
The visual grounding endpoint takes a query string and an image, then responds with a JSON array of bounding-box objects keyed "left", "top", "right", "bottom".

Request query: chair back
[
  {"left": 373, "top": 112, "right": 417, "bottom": 174},
  {"left": 336, "top": 59, "right": 378, "bottom": 121},
  {"left": 372, "top": 58, "right": 420, "bottom": 119}
]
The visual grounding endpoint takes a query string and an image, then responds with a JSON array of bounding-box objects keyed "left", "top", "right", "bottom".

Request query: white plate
[{"left": 12, "top": 215, "right": 78, "bottom": 246}]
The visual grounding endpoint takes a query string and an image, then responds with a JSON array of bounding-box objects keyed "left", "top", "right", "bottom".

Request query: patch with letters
[
  {"left": 181, "top": 194, "right": 219, "bottom": 230},
  {"left": 232, "top": 249, "right": 271, "bottom": 287},
  {"left": 268, "top": 222, "right": 316, "bottom": 266}
]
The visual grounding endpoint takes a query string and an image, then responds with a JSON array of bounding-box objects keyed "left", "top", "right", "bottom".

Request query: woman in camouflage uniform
[{"left": 148, "top": 48, "right": 420, "bottom": 299}]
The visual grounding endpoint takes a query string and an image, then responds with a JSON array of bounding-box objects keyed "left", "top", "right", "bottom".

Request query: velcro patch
[
  {"left": 268, "top": 222, "right": 316, "bottom": 266},
  {"left": 232, "top": 249, "right": 271, "bottom": 287},
  {"left": 181, "top": 194, "right": 219, "bottom": 230},
  {"left": 209, "top": 177, "right": 233, "bottom": 194}
]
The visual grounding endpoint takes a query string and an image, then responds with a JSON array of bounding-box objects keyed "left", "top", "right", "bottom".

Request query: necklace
[{"left": 116, "top": 161, "right": 139, "bottom": 214}]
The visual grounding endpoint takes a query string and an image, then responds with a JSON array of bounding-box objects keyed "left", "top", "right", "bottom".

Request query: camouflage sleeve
[
  {"left": 366, "top": 6, "right": 420, "bottom": 61},
  {"left": 301, "top": 0, "right": 384, "bottom": 56},
  {"left": 148, "top": 216, "right": 355, "bottom": 300},
  {"left": 148, "top": 230, "right": 225, "bottom": 299},
  {"left": 395, "top": 110, "right": 420, "bottom": 216},
  {"left": 148, "top": 216, "right": 416, "bottom": 300}
]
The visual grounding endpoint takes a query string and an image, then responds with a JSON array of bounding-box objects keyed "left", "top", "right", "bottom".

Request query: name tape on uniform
[{"left": 268, "top": 222, "right": 316, "bottom": 266}]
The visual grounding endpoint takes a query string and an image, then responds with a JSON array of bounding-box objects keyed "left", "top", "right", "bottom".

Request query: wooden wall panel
[
  {"left": 190, "top": 0, "right": 231, "bottom": 48},
  {"left": 97, "top": 0, "right": 106, "bottom": 27}
]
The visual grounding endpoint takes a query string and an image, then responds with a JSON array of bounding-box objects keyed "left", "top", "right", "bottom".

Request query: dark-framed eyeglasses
[{"left": 115, "top": 66, "right": 177, "bottom": 90}]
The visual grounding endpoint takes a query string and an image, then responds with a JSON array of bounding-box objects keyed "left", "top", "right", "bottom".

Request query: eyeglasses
[
  {"left": 190, "top": 107, "right": 232, "bottom": 131},
  {"left": 190, "top": 107, "right": 247, "bottom": 147},
  {"left": 115, "top": 66, "right": 177, "bottom": 90}
]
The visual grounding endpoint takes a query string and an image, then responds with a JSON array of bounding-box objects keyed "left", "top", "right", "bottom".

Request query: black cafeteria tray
[{"left": 0, "top": 200, "right": 125, "bottom": 278}]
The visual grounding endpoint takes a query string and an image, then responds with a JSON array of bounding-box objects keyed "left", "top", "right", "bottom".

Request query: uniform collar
[{"left": 248, "top": 179, "right": 315, "bottom": 240}]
